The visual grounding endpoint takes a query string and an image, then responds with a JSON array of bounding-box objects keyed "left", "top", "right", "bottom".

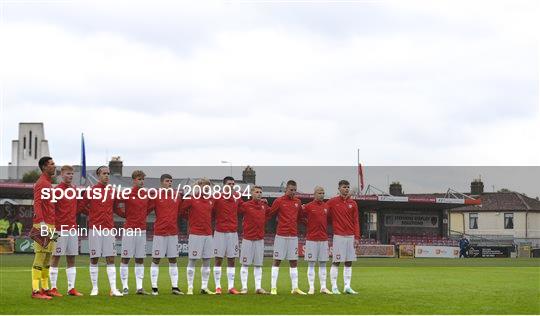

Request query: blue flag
[{"left": 81, "top": 133, "right": 87, "bottom": 184}]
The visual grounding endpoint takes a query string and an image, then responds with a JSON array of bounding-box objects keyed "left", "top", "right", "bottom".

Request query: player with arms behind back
[
  {"left": 149, "top": 174, "right": 183, "bottom": 295},
  {"left": 301, "top": 186, "right": 333, "bottom": 294},
  {"left": 49, "top": 165, "right": 83, "bottom": 297},
  {"left": 238, "top": 186, "right": 271, "bottom": 294},
  {"left": 30, "top": 156, "right": 56, "bottom": 300},
  {"left": 212, "top": 176, "right": 242, "bottom": 294},
  {"left": 119, "top": 170, "right": 153, "bottom": 295},
  {"left": 326, "top": 180, "right": 360, "bottom": 295},
  {"left": 267, "top": 180, "right": 306, "bottom": 295},
  {"left": 179, "top": 178, "right": 216, "bottom": 295},
  {"left": 79, "top": 166, "right": 124, "bottom": 297}
]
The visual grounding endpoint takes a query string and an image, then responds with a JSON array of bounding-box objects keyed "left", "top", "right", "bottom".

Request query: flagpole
[{"left": 357, "top": 148, "right": 360, "bottom": 196}]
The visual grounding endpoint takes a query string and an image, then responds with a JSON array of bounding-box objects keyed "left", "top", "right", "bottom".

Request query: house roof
[{"left": 451, "top": 192, "right": 540, "bottom": 212}]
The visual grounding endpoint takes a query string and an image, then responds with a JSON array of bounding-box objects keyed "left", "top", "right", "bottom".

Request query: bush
[{"left": 22, "top": 169, "right": 41, "bottom": 183}]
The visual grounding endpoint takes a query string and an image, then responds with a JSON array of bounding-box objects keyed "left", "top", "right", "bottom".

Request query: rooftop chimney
[
  {"left": 242, "top": 166, "right": 256, "bottom": 184},
  {"left": 108, "top": 156, "right": 123, "bottom": 176},
  {"left": 389, "top": 181, "right": 403, "bottom": 196},
  {"left": 471, "top": 178, "right": 484, "bottom": 195}
]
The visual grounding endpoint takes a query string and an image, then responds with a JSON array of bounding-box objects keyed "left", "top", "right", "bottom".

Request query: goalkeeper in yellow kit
[{"left": 30, "top": 156, "right": 58, "bottom": 300}]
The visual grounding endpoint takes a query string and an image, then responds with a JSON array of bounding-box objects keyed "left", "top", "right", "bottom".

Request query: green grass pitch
[{"left": 0, "top": 254, "right": 539, "bottom": 314}]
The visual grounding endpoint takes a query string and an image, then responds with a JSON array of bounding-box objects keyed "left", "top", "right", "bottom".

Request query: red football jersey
[
  {"left": 179, "top": 197, "right": 214, "bottom": 235},
  {"left": 213, "top": 196, "right": 242, "bottom": 233},
  {"left": 267, "top": 195, "right": 302, "bottom": 237},
  {"left": 33, "top": 173, "right": 55, "bottom": 225},
  {"left": 238, "top": 199, "right": 270, "bottom": 241},
  {"left": 301, "top": 200, "right": 329, "bottom": 241},
  {"left": 151, "top": 194, "right": 181, "bottom": 236},
  {"left": 119, "top": 186, "right": 153, "bottom": 230},
  {"left": 79, "top": 182, "right": 123, "bottom": 230},
  {"left": 54, "top": 182, "right": 78, "bottom": 230},
  {"left": 326, "top": 196, "right": 360, "bottom": 239}
]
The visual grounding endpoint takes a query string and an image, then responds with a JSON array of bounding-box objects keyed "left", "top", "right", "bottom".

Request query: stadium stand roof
[{"left": 0, "top": 177, "right": 481, "bottom": 208}]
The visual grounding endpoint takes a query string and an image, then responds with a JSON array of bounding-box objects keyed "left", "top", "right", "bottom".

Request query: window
[
  {"left": 504, "top": 213, "right": 514, "bottom": 229},
  {"left": 369, "top": 212, "right": 377, "bottom": 231},
  {"left": 469, "top": 213, "right": 478, "bottom": 229}
]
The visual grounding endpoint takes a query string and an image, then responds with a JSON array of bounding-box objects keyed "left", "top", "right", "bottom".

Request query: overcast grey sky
[{"left": 0, "top": 0, "right": 538, "bottom": 169}]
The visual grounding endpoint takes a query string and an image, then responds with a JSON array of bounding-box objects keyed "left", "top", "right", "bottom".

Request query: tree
[{"left": 22, "top": 169, "right": 40, "bottom": 183}]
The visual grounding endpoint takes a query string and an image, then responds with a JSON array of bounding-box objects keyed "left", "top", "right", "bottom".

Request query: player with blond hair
[
  {"left": 49, "top": 165, "right": 83, "bottom": 297},
  {"left": 301, "top": 186, "right": 332, "bottom": 294}
]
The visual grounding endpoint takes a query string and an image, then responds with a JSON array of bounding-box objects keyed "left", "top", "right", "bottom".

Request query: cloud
[{"left": 0, "top": 0, "right": 538, "bottom": 167}]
